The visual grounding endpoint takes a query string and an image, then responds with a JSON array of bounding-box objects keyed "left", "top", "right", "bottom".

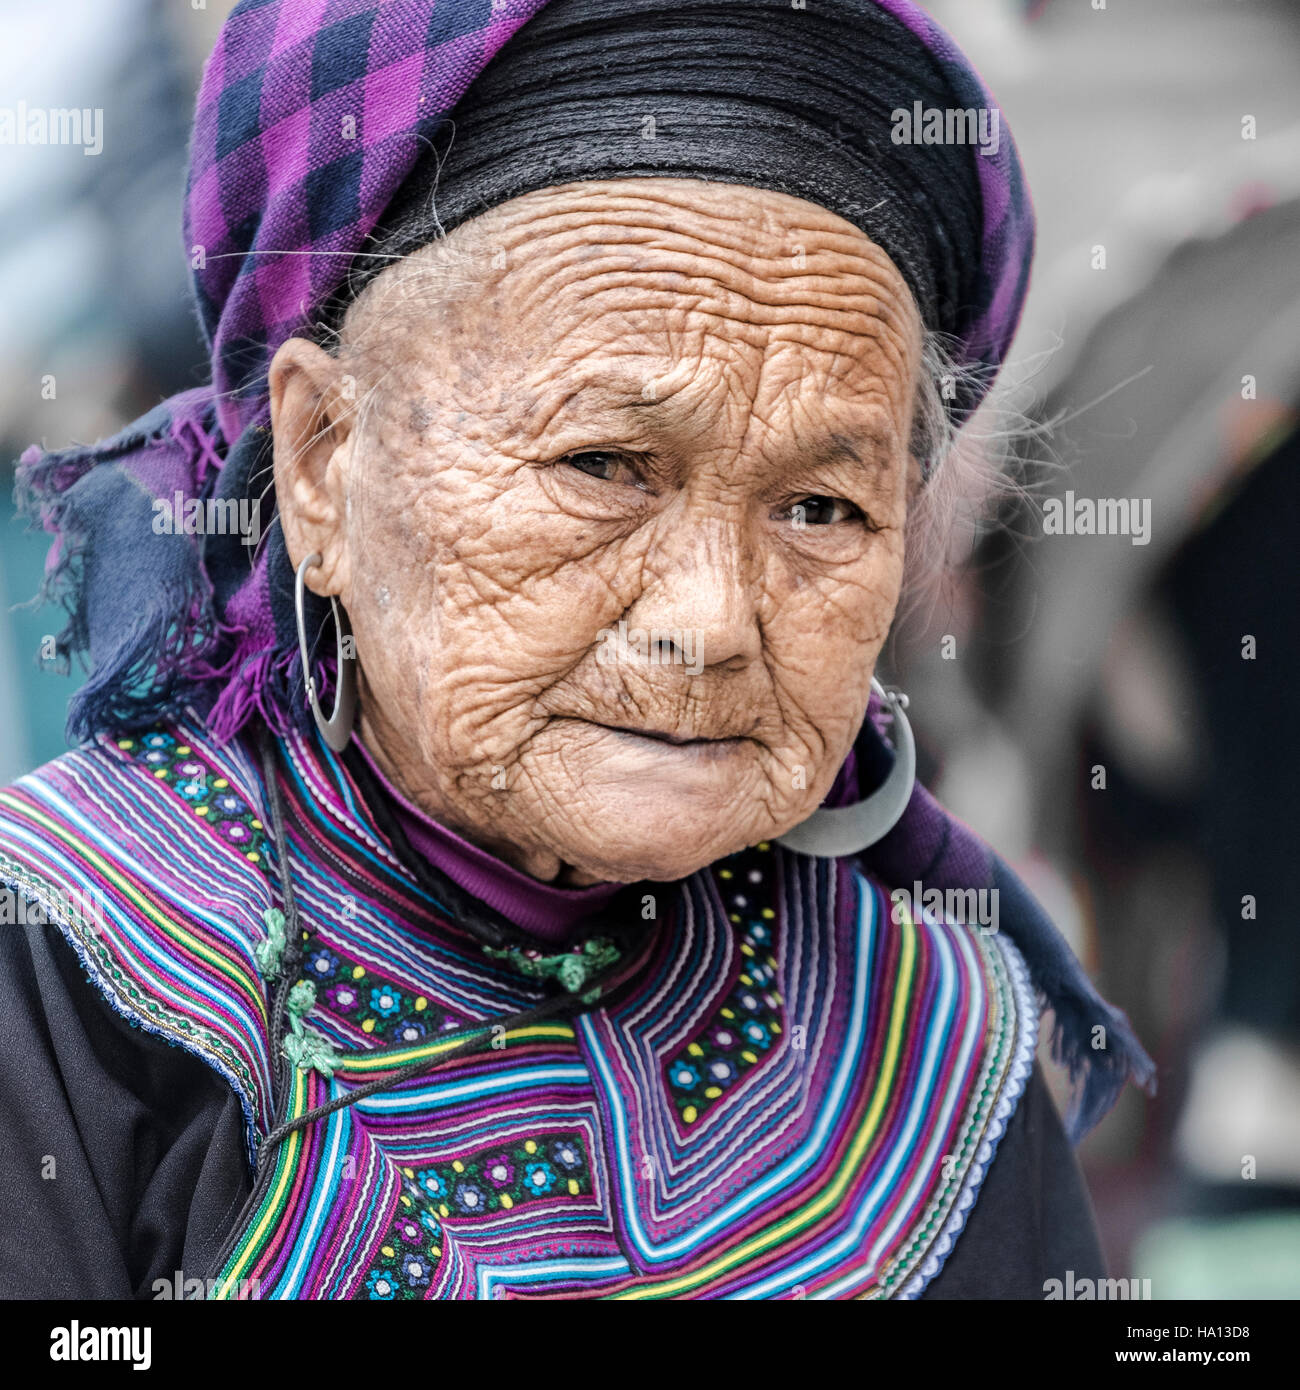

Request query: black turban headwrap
[{"left": 341, "top": 0, "right": 1034, "bottom": 427}]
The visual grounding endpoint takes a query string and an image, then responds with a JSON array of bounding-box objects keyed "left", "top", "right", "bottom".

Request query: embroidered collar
[{"left": 0, "top": 714, "right": 1038, "bottom": 1298}]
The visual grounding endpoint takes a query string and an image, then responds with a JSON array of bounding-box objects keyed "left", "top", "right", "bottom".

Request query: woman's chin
[
  {"left": 517, "top": 726, "right": 794, "bottom": 881},
  {"left": 560, "top": 839, "right": 738, "bottom": 886},
  {"left": 547, "top": 793, "right": 765, "bottom": 885}
]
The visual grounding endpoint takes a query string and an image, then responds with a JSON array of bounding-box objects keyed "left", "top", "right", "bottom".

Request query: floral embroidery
[
  {"left": 305, "top": 949, "right": 340, "bottom": 982},
  {"left": 523, "top": 1159, "right": 557, "bottom": 1195},
  {"left": 414, "top": 1169, "right": 449, "bottom": 1202},
  {"left": 400, "top": 1252, "right": 432, "bottom": 1288},
  {"left": 394, "top": 1215, "right": 423, "bottom": 1245},
  {"left": 671, "top": 1061, "right": 700, "bottom": 1092},
  {"left": 453, "top": 1179, "right": 489, "bottom": 1213},
  {"left": 485, "top": 1154, "right": 514, "bottom": 1187},
  {"left": 116, "top": 730, "right": 269, "bottom": 866},
  {"left": 549, "top": 1138, "right": 583, "bottom": 1172},
  {"left": 666, "top": 843, "right": 784, "bottom": 1125},
  {"left": 359, "top": 1191, "right": 447, "bottom": 1302},
  {"left": 407, "top": 1134, "right": 590, "bottom": 1219},
  {"left": 302, "top": 945, "right": 466, "bottom": 1043},
  {"left": 355, "top": 1132, "right": 593, "bottom": 1300},
  {"left": 327, "top": 981, "right": 361, "bottom": 1011},
  {"left": 369, "top": 985, "right": 403, "bottom": 1017}
]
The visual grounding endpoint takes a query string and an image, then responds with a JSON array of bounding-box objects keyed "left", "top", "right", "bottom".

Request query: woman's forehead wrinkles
[
  {"left": 526, "top": 339, "right": 907, "bottom": 419},
  {"left": 484, "top": 196, "right": 911, "bottom": 313},
  {"left": 506, "top": 249, "right": 910, "bottom": 336},
  {"left": 493, "top": 278, "right": 920, "bottom": 405},
  {"left": 492, "top": 187, "right": 860, "bottom": 264}
]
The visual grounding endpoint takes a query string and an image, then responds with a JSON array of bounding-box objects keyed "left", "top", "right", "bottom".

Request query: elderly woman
[{"left": 1, "top": 0, "right": 1151, "bottom": 1300}]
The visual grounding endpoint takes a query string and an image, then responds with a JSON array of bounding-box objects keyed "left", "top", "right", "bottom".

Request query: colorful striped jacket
[{"left": 0, "top": 715, "right": 1045, "bottom": 1299}]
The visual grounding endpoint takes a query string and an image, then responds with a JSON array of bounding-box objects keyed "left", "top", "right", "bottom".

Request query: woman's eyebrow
[
  {"left": 554, "top": 374, "right": 898, "bottom": 446},
  {"left": 802, "top": 429, "right": 896, "bottom": 473},
  {"left": 548, "top": 372, "right": 898, "bottom": 472},
  {"left": 819, "top": 432, "right": 866, "bottom": 464}
]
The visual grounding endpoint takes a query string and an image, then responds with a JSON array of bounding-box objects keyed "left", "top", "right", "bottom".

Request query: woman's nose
[{"left": 621, "top": 512, "right": 762, "bottom": 674}]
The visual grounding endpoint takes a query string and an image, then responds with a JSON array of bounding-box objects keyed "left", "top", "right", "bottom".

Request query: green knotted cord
[
  {"left": 481, "top": 936, "right": 623, "bottom": 995},
  {"left": 254, "top": 906, "right": 288, "bottom": 981},
  {"left": 280, "top": 978, "right": 343, "bottom": 1076},
  {"left": 287, "top": 979, "right": 316, "bottom": 1016}
]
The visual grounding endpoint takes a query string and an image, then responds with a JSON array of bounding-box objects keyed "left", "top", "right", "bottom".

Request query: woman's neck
[
  {"left": 350, "top": 717, "right": 621, "bottom": 943},
  {"left": 355, "top": 708, "right": 604, "bottom": 887}
]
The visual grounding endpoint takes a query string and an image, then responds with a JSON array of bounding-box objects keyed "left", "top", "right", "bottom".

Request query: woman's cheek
[{"left": 770, "top": 573, "right": 892, "bottom": 741}]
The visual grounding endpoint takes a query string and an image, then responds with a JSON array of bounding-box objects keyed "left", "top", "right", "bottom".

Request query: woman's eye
[
  {"left": 781, "top": 495, "right": 861, "bottom": 526},
  {"left": 561, "top": 451, "right": 631, "bottom": 483}
]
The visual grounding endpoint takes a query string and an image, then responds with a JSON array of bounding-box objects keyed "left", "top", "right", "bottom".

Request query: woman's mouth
[
  {"left": 603, "top": 726, "right": 751, "bottom": 759},
  {"left": 561, "top": 717, "right": 755, "bottom": 758}
]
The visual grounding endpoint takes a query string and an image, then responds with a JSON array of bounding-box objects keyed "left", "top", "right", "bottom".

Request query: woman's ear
[{"left": 268, "top": 336, "right": 357, "bottom": 598}]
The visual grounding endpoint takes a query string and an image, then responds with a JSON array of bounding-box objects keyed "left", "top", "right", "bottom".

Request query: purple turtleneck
[{"left": 353, "top": 735, "right": 860, "bottom": 945}]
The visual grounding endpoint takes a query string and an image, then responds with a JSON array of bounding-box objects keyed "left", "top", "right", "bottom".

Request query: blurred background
[{"left": 2, "top": 0, "right": 1297, "bottom": 1297}]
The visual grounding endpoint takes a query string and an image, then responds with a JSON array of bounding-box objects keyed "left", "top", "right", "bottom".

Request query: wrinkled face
[{"left": 271, "top": 177, "right": 923, "bottom": 884}]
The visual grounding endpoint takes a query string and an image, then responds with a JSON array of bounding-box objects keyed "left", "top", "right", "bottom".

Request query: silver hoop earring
[
  {"left": 775, "top": 677, "right": 916, "bottom": 859},
  {"left": 295, "top": 552, "right": 357, "bottom": 752}
]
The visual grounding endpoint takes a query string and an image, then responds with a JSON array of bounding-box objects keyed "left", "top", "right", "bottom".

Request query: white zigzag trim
[{"left": 894, "top": 929, "right": 1040, "bottom": 1299}]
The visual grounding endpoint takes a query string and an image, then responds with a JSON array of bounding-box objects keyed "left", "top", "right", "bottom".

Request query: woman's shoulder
[
  {"left": 704, "top": 850, "right": 1044, "bottom": 1296},
  {"left": 1, "top": 716, "right": 269, "bottom": 862},
  {"left": 0, "top": 902, "right": 253, "bottom": 1297},
  {"left": 0, "top": 717, "right": 273, "bottom": 919},
  {"left": 0, "top": 716, "right": 279, "bottom": 1143}
]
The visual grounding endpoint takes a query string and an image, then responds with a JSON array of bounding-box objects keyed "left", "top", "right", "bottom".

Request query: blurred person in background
[{"left": 915, "top": 0, "right": 1300, "bottom": 1298}]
